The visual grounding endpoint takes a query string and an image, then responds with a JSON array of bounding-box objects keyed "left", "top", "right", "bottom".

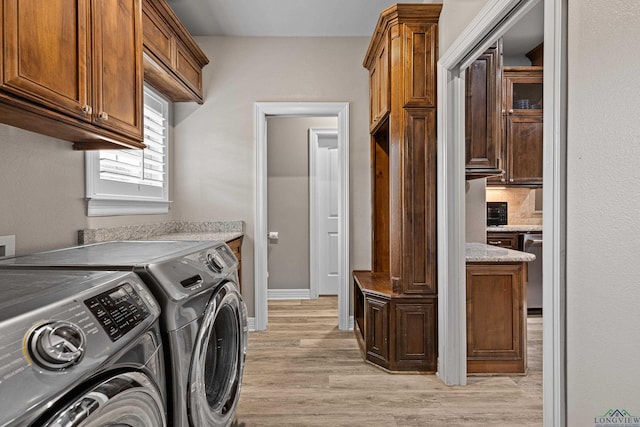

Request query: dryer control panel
[{"left": 85, "top": 282, "right": 152, "bottom": 342}]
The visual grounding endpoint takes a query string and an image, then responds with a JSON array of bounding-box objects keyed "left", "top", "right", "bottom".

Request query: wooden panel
[
  {"left": 466, "top": 262, "right": 526, "bottom": 374},
  {"left": 394, "top": 301, "right": 436, "bottom": 371},
  {"left": 372, "top": 125, "right": 390, "bottom": 274},
  {"left": 506, "top": 116, "right": 543, "bottom": 185},
  {"left": 403, "top": 109, "right": 437, "bottom": 294},
  {"left": 92, "top": 0, "right": 143, "bottom": 139},
  {"left": 175, "top": 40, "right": 202, "bottom": 93},
  {"left": 142, "top": 1, "right": 173, "bottom": 66},
  {"left": 2, "top": 0, "right": 90, "bottom": 119},
  {"left": 403, "top": 24, "right": 437, "bottom": 107}
]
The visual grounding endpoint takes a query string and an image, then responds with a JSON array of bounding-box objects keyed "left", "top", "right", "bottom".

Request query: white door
[{"left": 310, "top": 129, "right": 339, "bottom": 296}]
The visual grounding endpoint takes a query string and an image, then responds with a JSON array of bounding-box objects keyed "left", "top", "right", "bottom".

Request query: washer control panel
[{"left": 84, "top": 282, "right": 151, "bottom": 342}]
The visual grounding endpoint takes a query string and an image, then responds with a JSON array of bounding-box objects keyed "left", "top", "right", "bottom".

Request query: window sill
[{"left": 86, "top": 198, "right": 170, "bottom": 217}]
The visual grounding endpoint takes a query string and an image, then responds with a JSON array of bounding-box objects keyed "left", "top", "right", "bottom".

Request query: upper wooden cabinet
[
  {"left": 465, "top": 41, "right": 503, "bottom": 179},
  {"left": 0, "top": 0, "right": 145, "bottom": 149},
  {"left": 488, "top": 66, "right": 543, "bottom": 186},
  {"left": 142, "top": 0, "right": 209, "bottom": 104},
  {"left": 368, "top": 32, "right": 390, "bottom": 131}
]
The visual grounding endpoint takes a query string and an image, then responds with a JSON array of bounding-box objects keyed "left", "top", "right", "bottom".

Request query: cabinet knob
[
  {"left": 510, "top": 178, "right": 514, "bottom": 183},
  {"left": 98, "top": 112, "right": 109, "bottom": 121},
  {"left": 508, "top": 109, "right": 514, "bottom": 114},
  {"left": 81, "top": 105, "right": 92, "bottom": 115}
]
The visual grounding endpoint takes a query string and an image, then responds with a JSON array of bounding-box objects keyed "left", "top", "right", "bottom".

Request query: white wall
[
  {"left": 171, "top": 36, "right": 371, "bottom": 315},
  {"left": 566, "top": 0, "right": 640, "bottom": 423}
]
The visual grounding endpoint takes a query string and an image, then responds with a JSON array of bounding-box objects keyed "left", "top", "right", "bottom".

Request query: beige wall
[
  {"left": 266, "top": 116, "right": 337, "bottom": 290},
  {"left": 566, "top": 0, "right": 640, "bottom": 423},
  {"left": 171, "top": 36, "right": 371, "bottom": 315},
  {"left": 439, "top": 0, "right": 491, "bottom": 53},
  {"left": 0, "top": 124, "right": 175, "bottom": 255},
  {"left": 465, "top": 179, "right": 487, "bottom": 242}
]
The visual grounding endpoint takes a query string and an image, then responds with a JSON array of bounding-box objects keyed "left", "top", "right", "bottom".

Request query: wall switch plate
[{"left": 0, "top": 235, "right": 16, "bottom": 257}]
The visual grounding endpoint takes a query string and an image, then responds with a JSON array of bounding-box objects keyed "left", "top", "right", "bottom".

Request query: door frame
[
  {"left": 254, "top": 102, "right": 350, "bottom": 331},
  {"left": 309, "top": 127, "right": 339, "bottom": 299},
  {"left": 437, "top": 0, "right": 566, "bottom": 425}
]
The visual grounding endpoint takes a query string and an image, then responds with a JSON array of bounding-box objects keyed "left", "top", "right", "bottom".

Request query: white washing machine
[
  {"left": 0, "top": 269, "right": 166, "bottom": 426},
  {"left": 0, "top": 240, "right": 247, "bottom": 427}
]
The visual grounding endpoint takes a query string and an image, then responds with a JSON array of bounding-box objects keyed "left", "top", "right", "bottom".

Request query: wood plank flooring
[{"left": 234, "top": 297, "right": 542, "bottom": 426}]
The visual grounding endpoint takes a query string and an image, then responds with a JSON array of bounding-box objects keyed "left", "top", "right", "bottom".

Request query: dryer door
[
  {"left": 189, "top": 282, "right": 247, "bottom": 427},
  {"left": 42, "top": 371, "right": 166, "bottom": 427}
]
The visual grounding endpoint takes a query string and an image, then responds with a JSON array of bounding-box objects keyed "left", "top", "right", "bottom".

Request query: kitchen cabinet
[
  {"left": 489, "top": 66, "right": 543, "bottom": 186},
  {"left": 465, "top": 41, "right": 503, "bottom": 180},
  {"left": 0, "top": 0, "right": 145, "bottom": 149},
  {"left": 142, "top": 0, "right": 209, "bottom": 104},
  {"left": 486, "top": 232, "right": 519, "bottom": 250},
  {"left": 355, "top": 4, "right": 440, "bottom": 373},
  {"left": 353, "top": 272, "right": 438, "bottom": 372},
  {"left": 226, "top": 236, "right": 242, "bottom": 291},
  {"left": 466, "top": 262, "right": 527, "bottom": 374}
]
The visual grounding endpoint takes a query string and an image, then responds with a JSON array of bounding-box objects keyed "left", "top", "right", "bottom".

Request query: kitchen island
[{"left": 465, "top": 242, "right": 535, "bottom": 374}]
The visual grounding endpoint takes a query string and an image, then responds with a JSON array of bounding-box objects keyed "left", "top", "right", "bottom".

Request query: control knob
[
  {"left": 206, "top": 252, "right": 224, "bottom": 273},
  {"left": 29, "top": 321, "right": 86, "bottom": 370}
]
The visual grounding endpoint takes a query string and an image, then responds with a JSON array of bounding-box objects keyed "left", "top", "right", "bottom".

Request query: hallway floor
[{"left": 234, "top": 297, "right": 542, "bottom": 426}]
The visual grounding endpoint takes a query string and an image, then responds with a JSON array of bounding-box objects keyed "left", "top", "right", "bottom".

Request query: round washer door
[
  {"left": 189, "top": 282, "right": 247, "bottom": 427},
  {"left": 43, "top": 371, "right": 166, "bottom": 427}
]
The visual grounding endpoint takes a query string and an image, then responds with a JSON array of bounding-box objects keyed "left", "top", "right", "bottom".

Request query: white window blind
[{"left": 86, "top": 85, "right": 170, "bottom": 216}]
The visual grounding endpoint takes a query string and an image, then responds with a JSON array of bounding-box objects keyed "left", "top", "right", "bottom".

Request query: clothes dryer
[{"left": 0, "top": 240, "right": 247, "bottom": 427}]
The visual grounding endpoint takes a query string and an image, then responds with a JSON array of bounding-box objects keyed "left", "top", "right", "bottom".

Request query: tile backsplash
[{"left": 486, "top": 187, "right": 542, "bottom": 225}]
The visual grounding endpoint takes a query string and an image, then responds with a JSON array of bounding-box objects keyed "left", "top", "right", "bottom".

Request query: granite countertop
[
  {"left": 487, "top": 225, "right": 543, "bottom": 233},
  {"left": 78, "top": 221, "right": 243, "bottom": 245},
  {"left": 147, "top": 232, "right": 243, "bottom": 243},
  {"left": 466, "top": 242, "right": 535, "bottom": 263}
]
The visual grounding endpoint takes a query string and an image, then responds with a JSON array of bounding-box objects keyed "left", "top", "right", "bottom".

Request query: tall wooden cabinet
[
  {"left": 0, "top": 0, "right": 144, "bottom": 149},
  {"left": 354, "top": 4, "right": 440, "bottom": 373}
]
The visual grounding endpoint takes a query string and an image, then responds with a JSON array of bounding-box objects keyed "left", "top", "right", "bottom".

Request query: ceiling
[{"left": 166, "top": 0, "right": 543, "bottom": 55}]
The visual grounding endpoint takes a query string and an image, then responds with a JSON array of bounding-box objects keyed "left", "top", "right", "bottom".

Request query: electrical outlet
[{"left": 0, "top": 235, "right": 16, "bottom": 257}]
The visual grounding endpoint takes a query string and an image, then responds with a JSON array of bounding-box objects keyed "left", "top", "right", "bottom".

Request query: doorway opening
[
  {"left": 438, "top": 0, "right": 566, "bottom": 425},
  {"left": 254, "top": 102, "right": 350, "bottom": 332}
]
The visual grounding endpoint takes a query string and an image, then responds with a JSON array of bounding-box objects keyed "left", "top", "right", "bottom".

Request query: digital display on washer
[{"left": 84, "top": 283, "right": 150, "bottom": 342}]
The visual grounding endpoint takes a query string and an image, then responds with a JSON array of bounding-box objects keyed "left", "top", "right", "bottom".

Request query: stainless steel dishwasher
[{"left": 523, "top": 233, "right": 543, "bottom": 314}]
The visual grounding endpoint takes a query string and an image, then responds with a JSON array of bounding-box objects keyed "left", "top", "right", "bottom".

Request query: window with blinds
[{"left": 85, "top": 85, "right": 170, "bottom": 216}]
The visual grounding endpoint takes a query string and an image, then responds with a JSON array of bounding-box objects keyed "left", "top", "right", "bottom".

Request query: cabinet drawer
[{"left": 486, "top": 232, "right": 519, "bottom": 250}]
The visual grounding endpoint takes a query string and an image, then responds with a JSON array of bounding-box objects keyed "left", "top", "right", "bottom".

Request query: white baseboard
[
  {"left": 267, "top": 289, "right": 312, "bottom": 300},
  {"left": 247, "top": 313, "right": 353, "bottom": 333},
  {"left": 247, "top": 317, "right": 256, "bottom": 332}
]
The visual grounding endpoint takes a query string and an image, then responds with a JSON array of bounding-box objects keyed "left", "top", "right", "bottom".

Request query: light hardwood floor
[{"left": 234, "top": 297, "right": 542, "bottom": 426}]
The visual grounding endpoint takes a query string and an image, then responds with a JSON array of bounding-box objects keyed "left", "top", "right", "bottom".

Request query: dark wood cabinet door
[
  {"left": 465, "top": 44, "right": 502, "bottom": 172},
  {"left": 394, "top": 301, "right": 436, "bottom": 370},
  {"left": 2, "top": 0, "right": 90, "bottom": 119},
  {"left": 92, "top": 0, "right": 143, "bottom": 139},
  {"left": 506, "top": 115, "right": 543, "bottom": 185},
  {"left": 401, "top": 109, "right": 437, "bottom": 295},
  {"left": 365, "top": 296, "right": 389, "bottom": 364},
  {"left": 466, "top": 263, "right": 526, "bottom": 373},
  {"left": 369, "top": 33, "right": 389, "bottom": 130}
]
